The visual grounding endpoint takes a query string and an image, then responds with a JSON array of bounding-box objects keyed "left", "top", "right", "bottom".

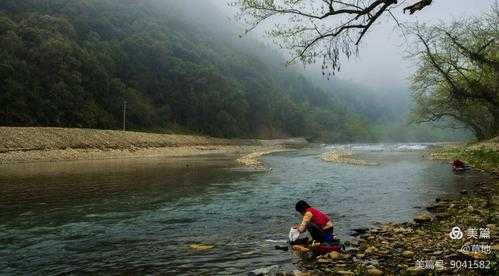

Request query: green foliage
[
  {"left": 0, "top": 0, "right": 466, "bottom": 142},
  {"left": 408, "top": 8, "right": 499, "bottom": 140},
  {"left": 432, "top": 142, "right": 499, "bottom": 174}
]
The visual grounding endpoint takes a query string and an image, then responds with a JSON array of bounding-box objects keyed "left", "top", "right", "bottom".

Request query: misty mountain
[{"left": 0, "top": 0, "right": 466, "bottom": 142}]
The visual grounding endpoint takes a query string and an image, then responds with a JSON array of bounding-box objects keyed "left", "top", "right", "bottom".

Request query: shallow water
[{"left": 0, "top": 145, "right": 494, "bottom": 275}]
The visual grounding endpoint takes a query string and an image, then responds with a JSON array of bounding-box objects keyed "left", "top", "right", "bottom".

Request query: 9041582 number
[{"left": 449, "top": 260, "right": 490, "bottom": 270}]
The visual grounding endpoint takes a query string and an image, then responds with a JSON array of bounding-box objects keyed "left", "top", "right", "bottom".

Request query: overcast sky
[
  {"left": 335, "top": 0, "right": 495, "bottom": 90},
  {"left": 211, "top": 0, "right": 495, "bottom": 91}
]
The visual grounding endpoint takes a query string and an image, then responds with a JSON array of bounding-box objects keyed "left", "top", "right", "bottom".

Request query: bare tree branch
[{"left": 233, "top": 0, "right": 434, "bottom": 72}]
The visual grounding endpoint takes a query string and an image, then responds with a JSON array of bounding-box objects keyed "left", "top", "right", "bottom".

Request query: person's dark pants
[{"left": 307, "top": 223, "right": 334, "bottom": 243}]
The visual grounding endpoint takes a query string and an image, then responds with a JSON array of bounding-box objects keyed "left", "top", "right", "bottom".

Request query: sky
[
  {"left": 211, "top": 0, "right": 495, "bottom": 91},
  {"left": 335, "top": 0, "right": 495, "bottom": 90}
]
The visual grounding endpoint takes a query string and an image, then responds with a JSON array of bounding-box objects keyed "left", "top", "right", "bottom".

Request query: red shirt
[
  {"left": 306, "top": 207, "right": 331, "bottom": 229},
  {"left": 453, "top": 160, "right": 464, "bottom": 168}
]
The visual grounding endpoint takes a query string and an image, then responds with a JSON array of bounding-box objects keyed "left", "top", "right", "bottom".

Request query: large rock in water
[
  {"left": 248, "top": 265, "right": 279, "bottom": 276},
  {"left": 414, "top": 211, "right": 433, "bottom": 223}
]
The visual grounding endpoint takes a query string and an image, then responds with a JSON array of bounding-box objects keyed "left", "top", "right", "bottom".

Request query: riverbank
[
  {"left": 289, "top": 141, "right": 499, "bottom": 275},
  {"left": 429, "top": 137, "right": 499, "bottom": 175},
  {"left": 0, "top": 127, "right": 306, "bottom": 164},
  {"left": 292, "top": 179, "right": 498, "bottom": 275}
]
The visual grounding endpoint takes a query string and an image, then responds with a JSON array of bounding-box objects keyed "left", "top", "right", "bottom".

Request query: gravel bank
[{"left": 0, "top": 127, "right": 307, "bottom": 164}]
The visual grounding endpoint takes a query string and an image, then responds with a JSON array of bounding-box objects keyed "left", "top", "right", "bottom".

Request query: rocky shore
[
  {"left": 429, "top": 137, "right": 499, "bottom": 175},
  {"left": 249, "top": 179, "right": 498, "bottom": 276},
  {"left": 250, "top": 142, "right": 498, "bottom": 276},
  {"left": 297, "top": 179, "right": 498, "bottom": 275},
  {"left": 303, "top": 145, "right": 498, "bottom": 275}
]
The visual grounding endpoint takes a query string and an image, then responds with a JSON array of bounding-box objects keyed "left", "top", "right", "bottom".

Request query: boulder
[
  {"left": 402, "top": 251, "right": 415, "bottom": 258},
  {"left": 328, "top": 251, "right": 341, "bottom": 260},
  {"left": 413, "top": 212, "right": 433, "bottom": 223},
  {"left": 365, "top": 246, "right": 376, "bottom": 254},
  {"left": 366, "top": 268, "right": 383, "bottom": 276},
  {"left": 336, "top": 271, "right": 355, "bottom": 276}
]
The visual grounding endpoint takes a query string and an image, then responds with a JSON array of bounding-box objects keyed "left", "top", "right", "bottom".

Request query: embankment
[{"left": 0, "top": 127, "right": 307, "bottom": 164}]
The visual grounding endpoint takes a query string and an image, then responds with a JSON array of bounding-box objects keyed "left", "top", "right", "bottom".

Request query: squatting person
[{"left": 293, "top": 200, "right": 334, "bottom": 244}]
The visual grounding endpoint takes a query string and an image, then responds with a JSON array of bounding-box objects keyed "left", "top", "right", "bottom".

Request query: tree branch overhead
[{"left": 233, "top": 0, "right": 434, "bottom": 73}]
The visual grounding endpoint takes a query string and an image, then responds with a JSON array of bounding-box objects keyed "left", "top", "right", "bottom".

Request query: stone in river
[
  {"left": 413, "top": 212, "right": 433, "bottom": 223},
  {"left": 328, "top": 251, "right": 341, "bottom": 260},
  {"left": 366, "top": 268, "right": 384, "bottom": 276},
  {"left": 402, "top": 250, "right": 415, "bottom": 258},
  {"left": 292, "top": 245, "right": 310, "bottom": 252},
  {"left": 406, "top": 267, "right": 425, "bottom": 275},
  {"left": 292, "top": 271, "right": 311, "bottom": 276},
  {"left": 189, "top": 244, "right": 214, "bottom": 251},
  {"left": 350, "top": 227, "right": 369, "bottom": 236},
  {"left": 336, "top": 271, "right": 355, "bottom": 276},
  {"left": 365, "top": 246, "right": 376, "bottom": 255},
  {"left": 317, "top": 257, "right": 333, "bottom": 263},
  {"left": 248, "top": 265, "right": 279, "bottom": 276}
]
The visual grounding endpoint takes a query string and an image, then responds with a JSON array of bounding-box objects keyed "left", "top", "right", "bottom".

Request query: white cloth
[{"left": 289, "top": 227, "right": 301, "bottom": 242}]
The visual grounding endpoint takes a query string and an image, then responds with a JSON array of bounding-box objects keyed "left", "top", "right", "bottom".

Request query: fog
[
  {"left": 209, "top": 0, "right": 494, "bottom": 90},
  {"left": 2, "top": 0, "right": 493, "bottom": 141}
]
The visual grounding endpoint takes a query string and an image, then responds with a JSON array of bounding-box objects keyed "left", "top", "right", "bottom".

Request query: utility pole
[{"left": 123, "top": 100, "right": 127, "bottom": 131}]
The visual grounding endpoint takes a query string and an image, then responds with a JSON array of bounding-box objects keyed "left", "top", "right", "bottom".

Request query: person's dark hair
[{"left": 295, "top": 200, "right": 311, "bottom": 214}]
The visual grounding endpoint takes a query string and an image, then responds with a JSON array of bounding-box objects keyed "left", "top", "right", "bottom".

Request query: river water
[{"left": 0, "top": 144, "right": 494, "bottom": 275}]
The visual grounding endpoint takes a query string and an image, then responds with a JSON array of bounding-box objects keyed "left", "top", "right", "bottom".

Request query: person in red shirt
[
  {"left": 452, "top": 159, "right": 465, "bottom": 172},
  {"left": 294, "top": 200, "right": 334, "bottom": 243}
]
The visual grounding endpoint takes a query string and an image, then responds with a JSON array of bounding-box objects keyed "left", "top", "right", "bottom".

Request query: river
[{"left": 0, "top": 144, "right": 494, "bottom": 275}]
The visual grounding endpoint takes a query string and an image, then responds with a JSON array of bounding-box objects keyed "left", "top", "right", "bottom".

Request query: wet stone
[{"left": 366, "top": 268, "right": 384, "bottom": 276}]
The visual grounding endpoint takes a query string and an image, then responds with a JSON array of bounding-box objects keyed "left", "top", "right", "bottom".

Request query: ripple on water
[{"left": 0, "top": 145, "right": 496, "bottom": 275}]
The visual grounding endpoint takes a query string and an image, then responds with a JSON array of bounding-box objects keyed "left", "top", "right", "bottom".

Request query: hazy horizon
[{"left": 209, "top": 0, "right": 495, "bottom": 91}]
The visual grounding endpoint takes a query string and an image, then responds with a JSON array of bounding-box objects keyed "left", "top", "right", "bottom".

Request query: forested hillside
[{"left": 0, "top": 0, "right": 467, "bottom": 142}]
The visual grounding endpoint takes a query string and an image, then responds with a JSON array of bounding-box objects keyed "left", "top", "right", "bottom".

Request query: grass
[{"left": 430, "top": 138, "right": 499, "bottom": 174}]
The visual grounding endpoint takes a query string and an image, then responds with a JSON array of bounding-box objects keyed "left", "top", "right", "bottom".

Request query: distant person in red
[
  {"left": 294, "top": 200, "right": 334, "bottom": 243},
  {"left": 452, "top": 159, "right": 465, "bottom": 171}
]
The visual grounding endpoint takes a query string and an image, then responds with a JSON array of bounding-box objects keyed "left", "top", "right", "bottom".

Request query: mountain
[{"left": 0, "top": 0, "right": 468, "bottom": 142}]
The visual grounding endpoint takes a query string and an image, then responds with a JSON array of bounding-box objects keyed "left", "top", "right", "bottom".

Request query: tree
[
  {"left": 232, "top": 0, "right": 433, "bottom": 73},
  {"left": 408, "top": 7, "right": 499, "bottom": 139}
]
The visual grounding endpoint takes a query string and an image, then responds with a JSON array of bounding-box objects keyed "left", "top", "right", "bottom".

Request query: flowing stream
[{"left": 0, "top": 144, "right": 494, "bottom": 275}]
